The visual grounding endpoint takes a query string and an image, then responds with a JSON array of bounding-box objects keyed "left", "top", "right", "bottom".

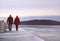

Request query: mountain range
[
  {"left": 20, "top": 20, "right": 60, "bottom": 25},
  {"left": 20, "top": 16, "right": 60, "bottom": 21}
]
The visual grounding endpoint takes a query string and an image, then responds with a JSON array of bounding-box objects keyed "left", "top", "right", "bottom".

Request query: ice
[
  {"left": 0, "top": 27, "right": 44, "bottom": 41},
  {"left": 20, "top": 25, "right": 60, "bottom": 41}
]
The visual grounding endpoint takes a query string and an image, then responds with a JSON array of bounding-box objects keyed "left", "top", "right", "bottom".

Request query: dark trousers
[
  {"left": 16, "top": 25, "right": 18, "bottom": 31},
  {"left": 8, "top": 25, "right": 12, "bottom": 31}
]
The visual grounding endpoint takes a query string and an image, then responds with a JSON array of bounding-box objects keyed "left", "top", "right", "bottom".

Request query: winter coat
[
  {"left": 7, "top": 16, "right": 13, "bottom": 25},
  {"left": 14, "top": 16, "right": 20, "bottom": 26}
]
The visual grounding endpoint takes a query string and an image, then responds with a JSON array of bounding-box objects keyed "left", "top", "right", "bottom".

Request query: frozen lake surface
[
  {"left": 19, "top": 25, "right": 60, "bottom": 41},
  {"left": 0, "top": 27, "right": 44, "bottom": 41}
]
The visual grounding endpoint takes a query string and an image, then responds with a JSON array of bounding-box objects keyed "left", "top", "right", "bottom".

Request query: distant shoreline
[
  {"left": 19, "top": 25, "right": 60, "bottom": 28},
  {"left": 20, "top": 20, "right": 60, "bottom": 25}
]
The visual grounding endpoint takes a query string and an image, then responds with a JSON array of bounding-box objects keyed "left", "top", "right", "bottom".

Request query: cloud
[
  {"left": 0, "top": 0, "right": 60, "bottom": 17},
  {"left": 0, "top": 0, "right": 60, "bottom": 9},
  {"left": 0, "top": 8, "right": 60, "bottom": 17}
]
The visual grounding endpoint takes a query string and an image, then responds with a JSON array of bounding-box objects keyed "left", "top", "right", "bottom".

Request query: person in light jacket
[{"left": 14, "top": 16, "right": 20, "bottom": 31}]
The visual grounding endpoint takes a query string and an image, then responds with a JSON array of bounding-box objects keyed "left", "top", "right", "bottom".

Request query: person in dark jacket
[
  {"left": 7, "top": 15, "right": 13, "bottom": 31},
  {"left": 14, "top": 16, "right": 20, "bottom": 31}
]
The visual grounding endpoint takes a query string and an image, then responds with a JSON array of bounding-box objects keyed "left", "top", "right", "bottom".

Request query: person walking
[
  {"left": 14, "top": 16, "right": 20, "bottom": 31},
  {"left": 7, "top": 15, "right": 13, "bottom": 31}
]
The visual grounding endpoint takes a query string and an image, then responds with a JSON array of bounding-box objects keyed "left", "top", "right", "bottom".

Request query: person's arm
[
  {"left": 12, "top": 18, "right": 13, "bottom": 24},
  {"left": 18, "top": 18, "right": 20, "bottom": 24},
  {"left": 7, "top": 17, "right": 9, "bottom": 24}
]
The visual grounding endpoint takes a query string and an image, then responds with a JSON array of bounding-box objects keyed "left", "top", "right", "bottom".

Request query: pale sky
[{"left": 0, "top": 0, "right": 60, "bottom": 17}]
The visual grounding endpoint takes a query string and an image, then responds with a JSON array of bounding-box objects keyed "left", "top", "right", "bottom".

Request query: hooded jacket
[{"left": 14, "top": 16, "right": 20, "bottom": 25}]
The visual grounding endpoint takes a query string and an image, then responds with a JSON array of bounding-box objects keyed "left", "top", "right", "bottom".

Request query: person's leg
[
  {"left": 8, "top": 25, "right": 10, "bottom": 31},
  {"left": 16, "top": 25, "right": 18, "bottom": 31},
  {"left": 8, "top": 25, "right": 12, "bottom": 31},
  {"left": 9, "top": 27, "right": 11, "bottom": 31},
  {"left": 10, "top": 25, "right": 12, "bottom": 31}
]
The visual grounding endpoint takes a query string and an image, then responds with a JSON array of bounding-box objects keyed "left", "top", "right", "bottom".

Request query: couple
[{"left": 7, "top": 15, "right": 20, "bottom": 31}]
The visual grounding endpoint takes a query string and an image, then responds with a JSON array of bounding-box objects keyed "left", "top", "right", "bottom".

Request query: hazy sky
[{"left": 0, "top": 0, "right": 60, "bottom": 17}]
